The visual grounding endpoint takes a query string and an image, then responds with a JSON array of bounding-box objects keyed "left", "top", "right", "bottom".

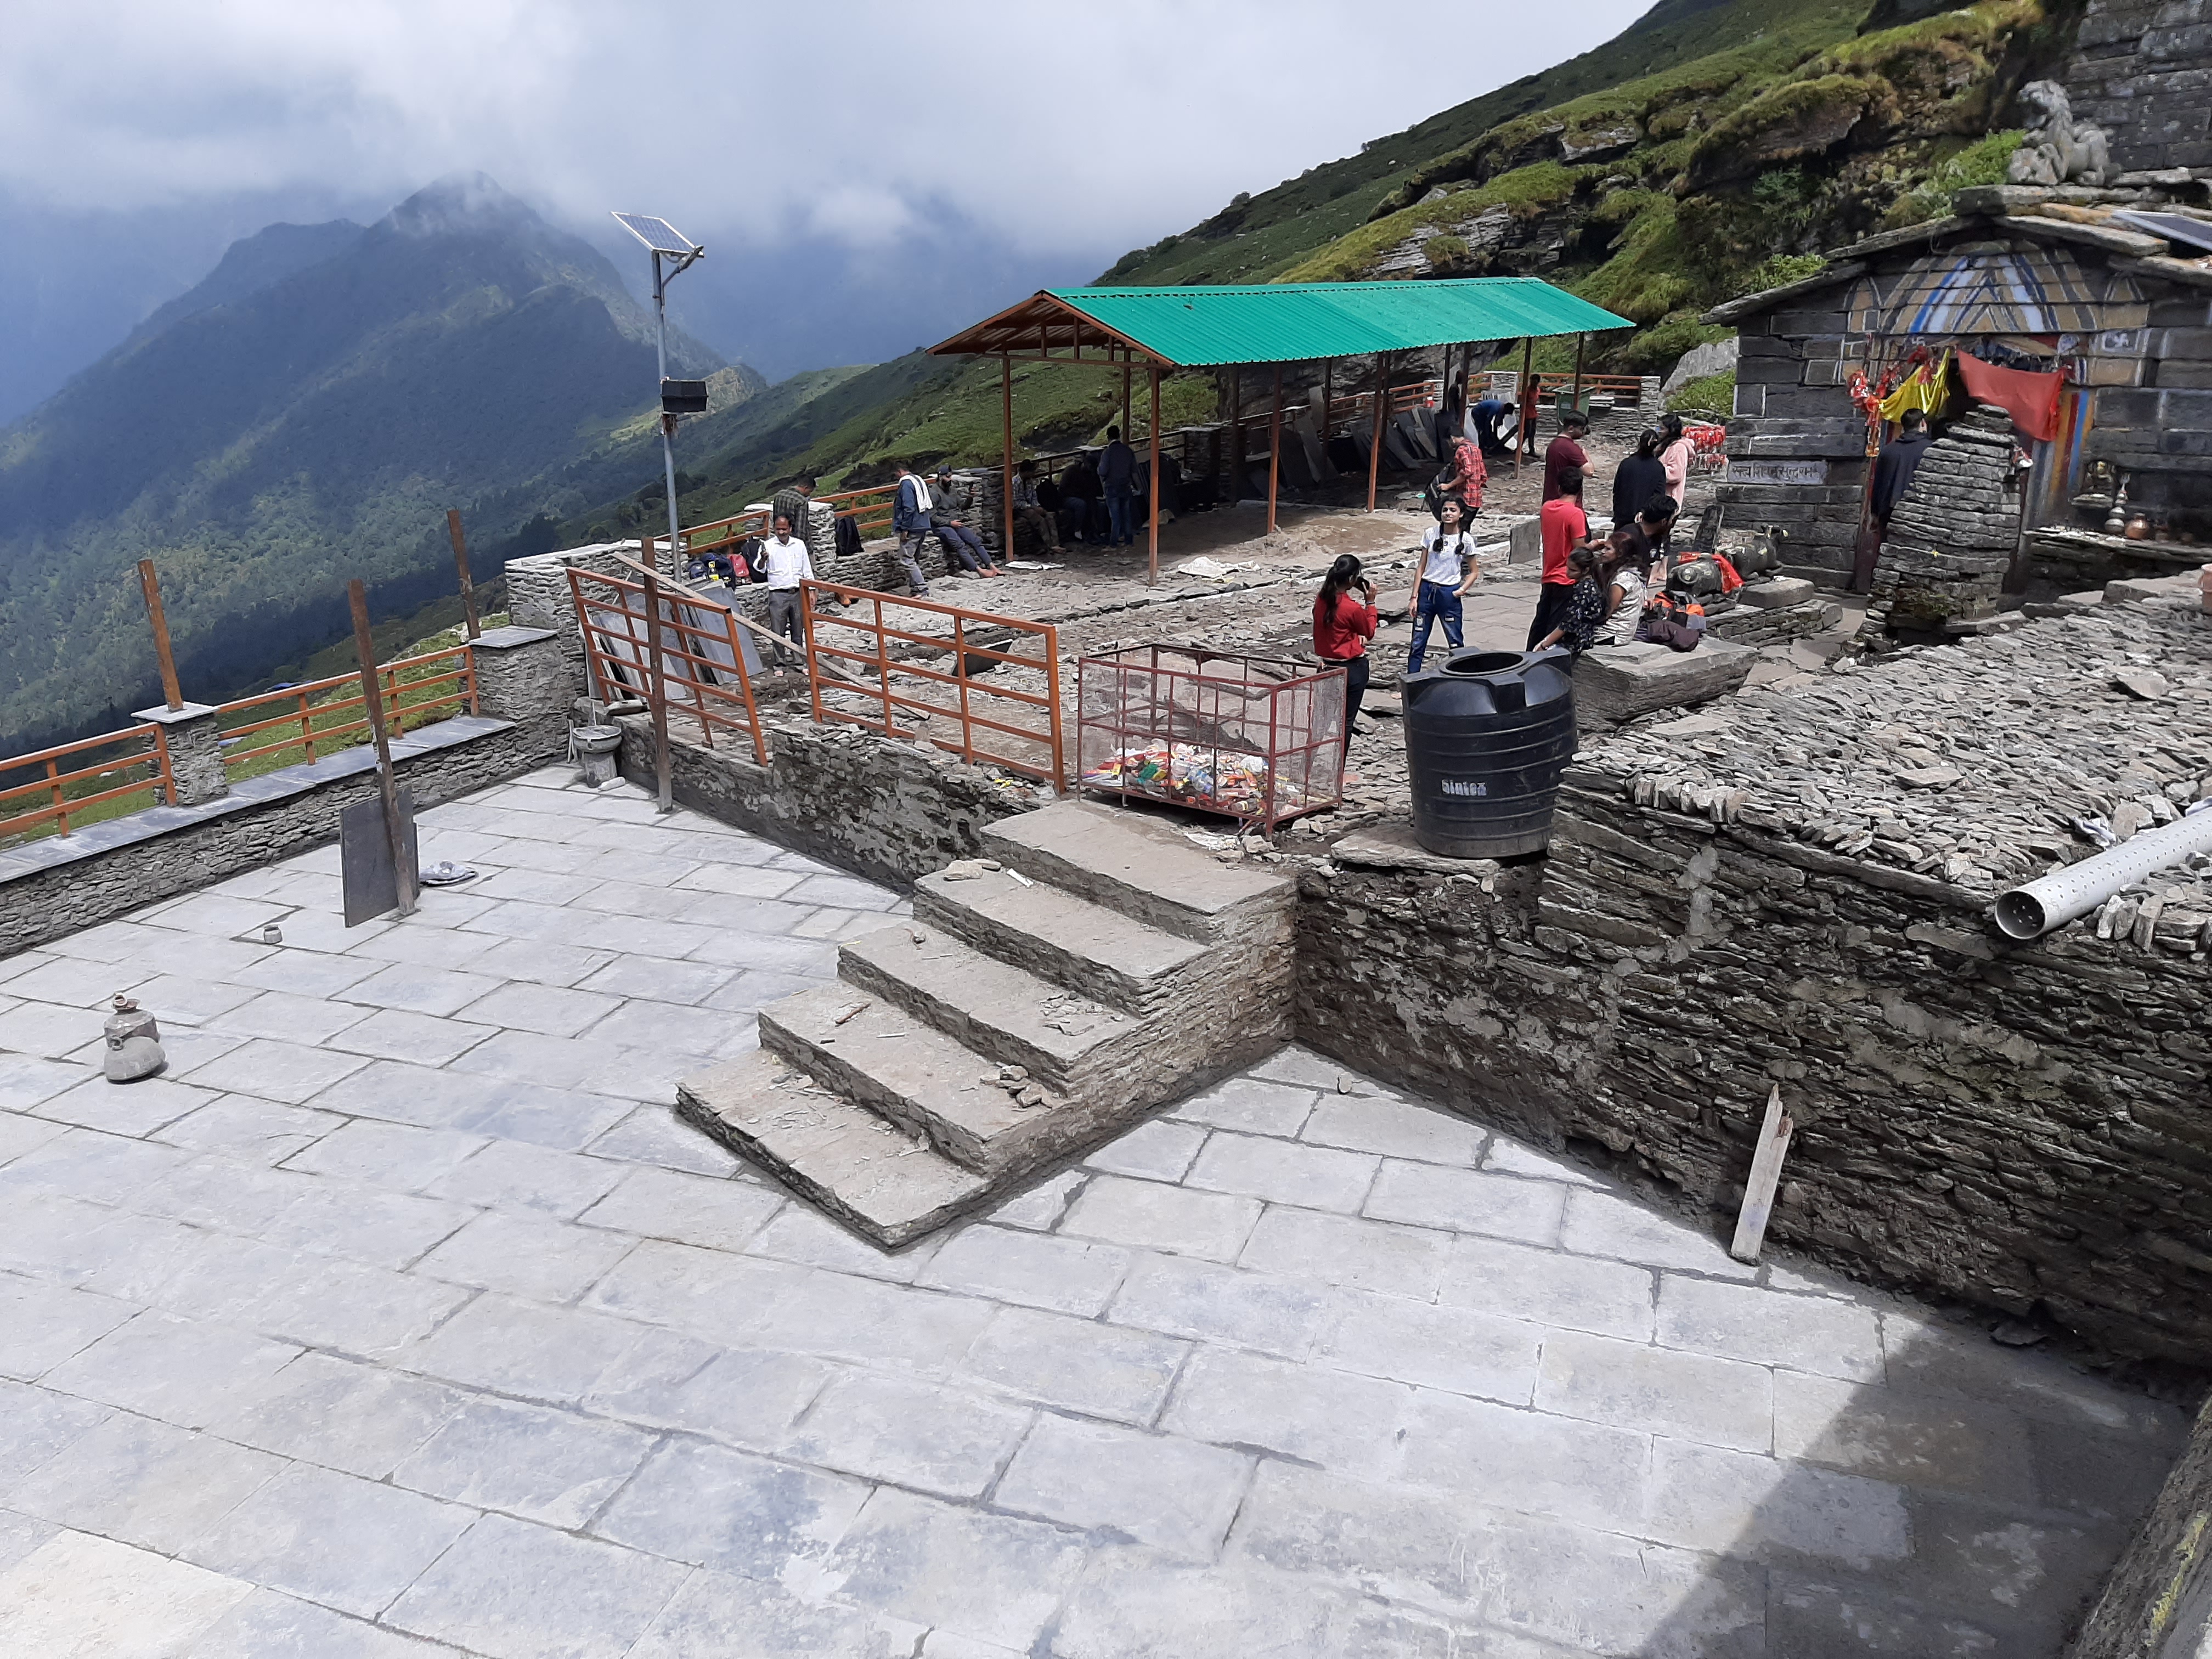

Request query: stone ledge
[{"left": 1572, "top": 638, "right": 1758, "bottom": 731}]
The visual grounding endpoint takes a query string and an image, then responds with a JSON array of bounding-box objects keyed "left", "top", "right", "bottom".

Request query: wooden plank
[
  {"left": 137, "top": 560, "right": 184, "bottom": 711},
  {"left": 1729, "top": 1085, "right": 1793, "bottom": 1262},
  {"left": 348, "top": 579, "right": 416, "bottom": 918}
]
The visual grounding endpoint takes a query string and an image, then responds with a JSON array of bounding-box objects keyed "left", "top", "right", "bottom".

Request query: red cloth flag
[{"left": 1956, "top": 351, "right": 2063, "bottom": 442}]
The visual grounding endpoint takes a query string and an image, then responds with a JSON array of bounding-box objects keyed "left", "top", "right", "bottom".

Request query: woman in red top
[{"left": 1313, "top": 554, "right": 1378, "bottom": 754}]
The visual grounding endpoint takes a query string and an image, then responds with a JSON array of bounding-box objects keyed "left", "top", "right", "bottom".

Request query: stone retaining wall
[
  {"left": 0, "top": 712, "right": 566, "bottom": 958},
  {"left": 612, "top": 714, "right": 1052, "bottom": 890},
  {"left": 2068, "top": 1391, "right": 2212, "bottom": 1656},
  {"left": 1294, "top": 778, "right": 2212, "bottom": 1365}
]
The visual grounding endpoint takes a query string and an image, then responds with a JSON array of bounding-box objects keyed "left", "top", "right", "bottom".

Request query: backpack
[
  {"left": 1421, "top": 465, "right": 1457, "bottom": 521},
  {"left": 834, "top": 515, "right": 863, "bottom": 558},
  {"left": 736, "top": 536, "right": 768, "bottom": 583}
]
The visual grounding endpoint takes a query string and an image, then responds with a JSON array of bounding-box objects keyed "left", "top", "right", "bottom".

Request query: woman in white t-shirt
[
  {"left": 1599, "top": 533, "right": 1652, "bottom": 646},
  {"left": 1405, "top": 496, "right": 1482, "bottom": 675}
]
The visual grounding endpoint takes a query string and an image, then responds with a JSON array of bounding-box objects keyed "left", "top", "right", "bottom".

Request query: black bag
[
  {"left": 736, "top": 536, "right": 768, "bottom": 583},
  {"left": 1421, "top": 465, "right": 1455, "bottom": 520},
  {"left": 834, "top": 515, "right": 863, "bottom": 558}
]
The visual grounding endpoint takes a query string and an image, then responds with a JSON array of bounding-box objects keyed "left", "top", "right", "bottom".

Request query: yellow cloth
[{"left": 1878, "top": 353, "right": 1952, "bottom": 422}]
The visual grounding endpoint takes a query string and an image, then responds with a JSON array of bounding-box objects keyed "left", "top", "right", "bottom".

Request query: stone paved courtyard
[{"left": 0, "top": 769, "right": 2187, "bottom": 1656}]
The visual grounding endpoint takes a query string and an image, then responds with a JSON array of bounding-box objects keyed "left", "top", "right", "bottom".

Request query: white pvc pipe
[{"left": 1994, "top": 806, "right": 2212, "bottom": 940}]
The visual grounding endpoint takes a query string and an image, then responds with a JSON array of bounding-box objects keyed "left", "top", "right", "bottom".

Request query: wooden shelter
[{"left": 929, "top": 279, "right": 1631, "bottom": 583}]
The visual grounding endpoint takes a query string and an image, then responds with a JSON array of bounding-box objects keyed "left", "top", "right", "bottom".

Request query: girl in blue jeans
[{"left": 1405, "top": 496, "right": 1482, "bottom": 674}]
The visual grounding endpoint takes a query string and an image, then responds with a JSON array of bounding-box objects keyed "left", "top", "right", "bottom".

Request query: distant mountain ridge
[{"left": 0, "top": 173, "right": 755, "bottom": 748}]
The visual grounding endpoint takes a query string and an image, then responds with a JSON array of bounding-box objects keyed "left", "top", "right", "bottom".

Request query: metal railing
[
  {"left": 218, "top": 646, "right": 478, "bottom": 775},
  {"left": 681, "top": 480, "right": 904, "bottom": 565},
  {"left": 0, "top": 725, "right": 176, "bottom": 842},
  {"left": 802, "top": 580, "right": 1064, "bottom": 787},
  {"left": 568, "top": 565, "right": 770, "bottom": 766}
]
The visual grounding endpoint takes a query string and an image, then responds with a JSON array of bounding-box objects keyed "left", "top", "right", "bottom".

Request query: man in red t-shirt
[
  {"left": 1543, "top": 411, "right": 1591, "bottom": 501},
  {"left": 1528, "top": 466, "right": 1591, "bottom": 650}
]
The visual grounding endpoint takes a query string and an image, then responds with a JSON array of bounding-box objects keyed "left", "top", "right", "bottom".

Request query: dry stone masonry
[{"left": 1860, "top": 403, "right": 2024, "bottom": 642}]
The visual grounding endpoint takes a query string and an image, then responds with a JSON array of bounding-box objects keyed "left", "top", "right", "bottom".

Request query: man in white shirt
[
  {"left": 759, "top": 514, "right": 814, "bottom": 668},
  {"left": 1404, "top": 496, "right": 1482, "bottom": 675}
]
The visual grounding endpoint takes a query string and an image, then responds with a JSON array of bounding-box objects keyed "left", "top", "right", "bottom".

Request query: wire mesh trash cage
[{"left": 1076, "top": 645, "right": 1346, "bottom": 830}]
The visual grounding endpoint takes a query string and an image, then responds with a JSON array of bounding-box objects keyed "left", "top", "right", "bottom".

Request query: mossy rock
[{"left": 1685, "top": 73, "right": 1888, "bottom": 187}]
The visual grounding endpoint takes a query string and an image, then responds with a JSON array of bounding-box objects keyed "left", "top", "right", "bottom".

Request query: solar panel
[
  {"left": 2113, "top": 210, "right": 2212, "bottom": 254},
  {"left": 612, "top": 212, "right": 695, "bottom": 254}
]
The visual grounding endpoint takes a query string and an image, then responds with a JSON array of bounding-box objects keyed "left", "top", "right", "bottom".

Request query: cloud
[{"left": 1, "top": 0, "right": 1651, "bottom": 259}]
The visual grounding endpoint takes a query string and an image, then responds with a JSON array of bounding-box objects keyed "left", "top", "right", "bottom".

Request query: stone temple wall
[{"left": 2065, "top": 0, "right": 2212, "bottom": 176}]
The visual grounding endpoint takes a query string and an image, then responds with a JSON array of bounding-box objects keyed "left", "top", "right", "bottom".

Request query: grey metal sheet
[{"left": 341, "top": 788, "right": 419, "bottom": 927}]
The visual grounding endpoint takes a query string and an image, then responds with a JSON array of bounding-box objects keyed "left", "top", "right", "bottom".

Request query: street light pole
[{"left": 652, "top": 249, "right": 682, "bottom": 573}]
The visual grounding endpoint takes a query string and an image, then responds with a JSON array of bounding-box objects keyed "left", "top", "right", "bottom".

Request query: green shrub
[
  {"left": 1884, "top": 127, "right": 2022, "bottom": 226},
  {"left": 1737, "top": 252, "right": 1829, "bottom": 295},
  {"left": 1625, "top": 314, "right": 1733, "bottom": 375},
  {"left": 1424, "top": 235, "right": 1471, "bottom": 271},
  {"left": 1668, "top": 368, "right": 1736, "bottom": 416}
]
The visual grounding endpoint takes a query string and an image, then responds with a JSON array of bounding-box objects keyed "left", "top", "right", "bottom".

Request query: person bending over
[{"left": 1533, "top": 546, "right": 1607, "bottom": 655}]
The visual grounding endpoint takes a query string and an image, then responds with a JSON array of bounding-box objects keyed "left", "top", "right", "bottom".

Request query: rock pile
[
  {"left": 1860, "top": 403, "right": 2024, "bottom": 643},
  {"left": 1579, "top": 597, "right": 2212, "bottom": 949}
]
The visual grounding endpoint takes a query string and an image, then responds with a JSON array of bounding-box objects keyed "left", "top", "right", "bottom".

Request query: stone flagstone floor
[{"left": 0, "top": 768, "right": 2187, "bottom": 1657}]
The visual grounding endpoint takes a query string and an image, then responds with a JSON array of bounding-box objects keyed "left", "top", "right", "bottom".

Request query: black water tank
[{"left": 1402, "top": 646, "right": 1578, "bottom": 858}]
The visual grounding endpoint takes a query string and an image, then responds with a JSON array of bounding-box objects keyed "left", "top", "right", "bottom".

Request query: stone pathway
[{"left": 0, "top": 770, "right": 2183, "bottom": 1656}]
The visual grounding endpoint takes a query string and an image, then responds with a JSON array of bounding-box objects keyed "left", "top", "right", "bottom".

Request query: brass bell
[{"left": 102, "top": 994, "right": 166, "bottom": 1083}]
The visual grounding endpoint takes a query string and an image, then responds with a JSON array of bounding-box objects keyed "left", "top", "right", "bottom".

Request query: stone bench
[{"left": 1571, "top": 636, "right": 1757, "bottom": 731}]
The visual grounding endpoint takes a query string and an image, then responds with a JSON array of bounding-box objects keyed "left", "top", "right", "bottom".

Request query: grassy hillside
[{"left": 1098, "top": 0, "right": 1868, "bottom": 289}]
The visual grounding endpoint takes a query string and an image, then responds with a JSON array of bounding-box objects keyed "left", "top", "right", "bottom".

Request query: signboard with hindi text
[{"left": 1726, "top": 459, "right": 1829, "bottom": 486}]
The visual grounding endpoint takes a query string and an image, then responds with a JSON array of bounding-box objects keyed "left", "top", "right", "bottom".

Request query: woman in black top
[
  {"left": 1612, "top": 429, "right": 1667, "bottom": 534},
  {"left": 1532, "top": 546, "right": 1608, "bottom": 654}
]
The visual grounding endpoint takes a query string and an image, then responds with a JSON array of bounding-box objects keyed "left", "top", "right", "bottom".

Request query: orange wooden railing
[
  {"left": 802, "top": 580, "right": 1064, "bottom": 787},
  {"left": 217, "top": 645, "right": 478, "bottom": 774},
  {"left": 567, "top": 566, "right": 769, "bottom": 766},
  {"left": 0, "top": 725, "right": 176, "bottom": 841},
  {"left": 681, "top": 480, "right": 904, "bottom": 565}
]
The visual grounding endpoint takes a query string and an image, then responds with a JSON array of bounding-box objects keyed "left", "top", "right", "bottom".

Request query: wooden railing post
[
  {"left": 137, "top": 560, "right": 184, "bottom": 712},
  {"left": 446, "top": 510, "right": 481, "bottom": 640}
]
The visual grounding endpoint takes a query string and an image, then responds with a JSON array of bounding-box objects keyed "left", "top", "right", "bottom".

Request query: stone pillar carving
[
  {"left": 133, "top": 702, "right": 228, "bottom": 806},
  {"left": 467, "top": 627, "right": 572, "bottom": 723}
]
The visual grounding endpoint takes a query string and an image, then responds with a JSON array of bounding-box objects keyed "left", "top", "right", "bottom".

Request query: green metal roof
[{"left": 1034, "top": 279, "right": 1630, "bottom": 366}]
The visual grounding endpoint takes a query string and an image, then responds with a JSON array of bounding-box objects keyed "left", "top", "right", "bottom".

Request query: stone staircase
[{"left": 676, "top": 800, "right": 1297, "bottom": 1245}]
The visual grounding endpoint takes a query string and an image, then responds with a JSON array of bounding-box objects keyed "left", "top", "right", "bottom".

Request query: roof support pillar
[
  {"left": 1121, "top": 363, "right": 1132, "bottom": 443},
  {"left": 1517, "top": 337, "right": 1533, "bottom": 477},
  {"left": 1571, "top": 332, "right": 1585, "bottom": 410},
  {"left": 1000, "top": 352, "right": 1015, "bottom": 568},
  {"left": 1321, "top": 359, "right": 1333, "bottom": 437},
  {"left": 1267, "top": 365, "right": 1283, "bottom": 535},
  {"left": 1367, "top": 352, "right": 1386, "bottom": 512},
  {"left": 1147, "top": 365, "right": 1161, "bottom": 588}
]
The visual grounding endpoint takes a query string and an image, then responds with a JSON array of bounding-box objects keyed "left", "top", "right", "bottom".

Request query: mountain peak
[{"left": 385, "top": 172, "right": 540, "bottom": 238}]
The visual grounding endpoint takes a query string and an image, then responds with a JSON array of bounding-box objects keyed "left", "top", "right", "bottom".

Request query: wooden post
[
  {"left": 637, "top": 535, "right": 675, "bottom": 815},
  {"left": 1367, "top": 353, "right": 1386, "bottom": 512},
  {"left": 136, "top": 559, "right": 183, "bottom": 712},
  {"left": 1321, "top": 359, "right": 1333, "bottom": 436},
  {"left": 348, "top": 579, "right": 416, "bottom": 917},
  {"left": 1729, "top": 1085, "right": 1795, "bottom": 1263},
  {"left": 445, "top": 510, "right": 481, "bottom": 639},
  {"left": 1147, "top": 366, "right": 1162, "bottom": 587},
  {"left": 1570, "top": 333, "right": 1585, "bottom": 411},
  {"left": 1000, "top": 353, "right": 1016, "bottom": 566},
  {"left": 1231, "top": 369, "right": 1244, "bottom": 499},
  {"left": 1267, "top": 365, "right": 1283, "bottom": 535},
  {"left": 1517, "top": 337, "right": 1534, "bottom": 475},
  {"left": 1121, "top": 362, "right": 1132, "bottom": 442}
]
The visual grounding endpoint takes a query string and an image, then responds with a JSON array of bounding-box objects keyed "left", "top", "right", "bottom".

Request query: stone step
[
  {"left": 758, "top": 983, "right": 1093, "bottom": 1178},
  {"left": 912, "top": 868, "right": 1211, "bottom": 1016},
  {"left": 837, "top": 921, "right": 1138, "bottom": 1094},
  {"left": 979, "top": 800, "right": 1292, "bottom": 944},
  {"left": 675, "top": 1049, "right": 988, "bottom": 1248}
]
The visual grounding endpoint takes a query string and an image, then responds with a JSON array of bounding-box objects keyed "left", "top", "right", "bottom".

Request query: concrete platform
[{"left": 0, "top": 767, "right": 2185, "bottom": 1656}]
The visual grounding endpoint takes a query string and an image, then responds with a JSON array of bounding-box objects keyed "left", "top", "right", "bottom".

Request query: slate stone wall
[
  {"left": 612, "top": 713, "right": 1052, "bottom": 891},
  {"left": 2068, "top": 1391, "right": 2212, "bottom": 1656},
  {"left": 0, "top": 714, "right": 567, "bottom": 959},
  {"left": 1862, "top": 403, "right": 2022, "bottom": 638},
  {"left": 1294, "top": 778, "right": 2212, "bottom": 1367},
  {"left": 2066, "top": 0, "right": 2212, "bottom": 174}
]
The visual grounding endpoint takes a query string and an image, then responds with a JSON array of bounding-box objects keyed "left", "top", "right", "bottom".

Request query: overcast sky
[{"left": 1, "top": 0, "right": 1650, "bottom": 409}]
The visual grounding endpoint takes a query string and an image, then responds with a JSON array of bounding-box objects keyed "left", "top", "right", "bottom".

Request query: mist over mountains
[{"left": 0, "top": 173, "right": 749, "bottom": 748}]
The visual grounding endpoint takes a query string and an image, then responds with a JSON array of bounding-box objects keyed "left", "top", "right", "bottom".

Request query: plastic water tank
[{"left": 1402, "top": 646, "right": 1578, "bottom": 858}]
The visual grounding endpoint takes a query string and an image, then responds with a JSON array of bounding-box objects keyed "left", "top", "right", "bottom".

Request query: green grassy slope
[{"left": 1098, "top": 0, "right": 1866, "bottom": 288}]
